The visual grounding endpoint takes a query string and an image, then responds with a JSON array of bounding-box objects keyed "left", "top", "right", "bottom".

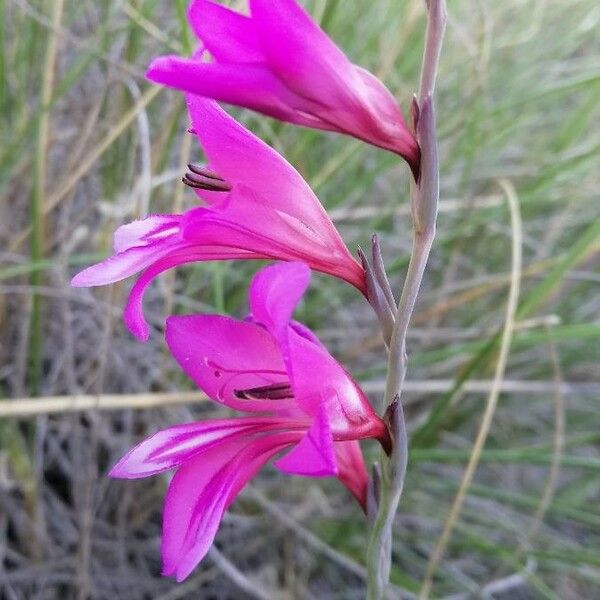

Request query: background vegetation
[{"left": 1, "top": 0, "right": 598, "bottom": 598}]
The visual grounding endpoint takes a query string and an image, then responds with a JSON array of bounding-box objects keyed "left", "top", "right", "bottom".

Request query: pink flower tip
[{"left": 146, "top": 0, "right": 420, "bottom": 172}]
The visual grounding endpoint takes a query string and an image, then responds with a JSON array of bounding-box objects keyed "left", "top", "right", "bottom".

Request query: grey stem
[
  {"left": 418, "top": 0, "right": 448, "bottom": 106},
  {"left": 366, "top": 1, "right": 446, "bottom": 598}
]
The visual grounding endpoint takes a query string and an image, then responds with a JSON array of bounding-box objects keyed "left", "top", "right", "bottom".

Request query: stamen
[
  {"left": 234, "top": 382, "right": 293, "bottom": 401},
  {"left": 183, "top": 164, "right": 232, "bottom": 192},
  {"left": 188, "top": 163, "right": 223, "bottom": 180}
]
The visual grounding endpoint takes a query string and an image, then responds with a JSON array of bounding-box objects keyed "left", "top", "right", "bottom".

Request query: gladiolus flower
[
  {"left": 146, "top": 0, "right": 420, "bottom": 175},
  {"left": 110, "top": 262, "right": 389, "bottom": 581},
  {"left": 71, "top": 97, "right": 365, "bottom": 340}
]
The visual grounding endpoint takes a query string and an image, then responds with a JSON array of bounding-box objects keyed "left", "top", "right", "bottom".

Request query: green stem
[{"left": 29, "top": 0, "right": 64, "bottom": 394}]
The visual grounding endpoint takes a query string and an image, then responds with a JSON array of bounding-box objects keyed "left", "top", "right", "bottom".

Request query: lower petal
[
  {"left": 123, "top": 247, "right": 257, "bottom": 341},
  {"left": 334, "top": 440, "right": 368, "bottom": 511},
  {"left": 109, "top": 416, "right": 287, "bottom": 479},
  {"left": 71, "top": 217, "right": 182, "bottom": 287},
  {"left": 71, "top": 242, "right": 177, "bottom": 288},
  {"left": 274, "top": 406, "right": 337, "bottom": 477},
  {"left": 161, "top": 432, "right": 297, "bottom": 581},
  {"left": 113, "top": 216, "right": 181, "bottom": 253}
]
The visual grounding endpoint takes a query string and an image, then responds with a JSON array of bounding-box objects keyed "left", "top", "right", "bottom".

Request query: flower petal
[
  {"left": 188, "top": 0, "right": 263, "bottom": 63},
  {"left": 123, "top": 247, "right": 258, "bottom": 341},
  {"left": 109, "top": 416, "right": 287, "bottom": 479},
  {"left": 289, "top": 319, "right": 327, "bottom": 351},
  {"left": 165, "top": 313, "right": 300, "bottom": 414},
  {"left": 71, "top": 217, "right": 182, "bottom": 287},
  {"left": 286, "top": 325, "right": 383, "bottom": 439},
  {"left": 186, "top": 96, "right": 335, "bottom": 234},
  {"left": 113, "top": 215, "right": 180, "bottom": 253},
  {"left": 245, "top": 263, "right": 381, "bottom": 438},
  {"left": 334, "top": 440, "right": 369, "bottom": 511},
  {"left": 274, "top": 405, "right": 337, "bottom": 477},
  {"left": 161, "top": 432, "right": 296, "bottom": 581},
  {"left": 71, "top": 246, "right": 170, "bottom": 288},
  {"left": 354, "top": 67, "right": 420, "bottom": 170},
  {"left": 248, "top": 261, "right": 310, "bottom": 343},
  {"left": 181, "top": 196, "right": 365, "bottom": 292},
  {"left": 147, "top": 57, "right": 302, "bottom": 122},
  {"left": 249, "top": 0, "right": 357, "bottom": 104}
]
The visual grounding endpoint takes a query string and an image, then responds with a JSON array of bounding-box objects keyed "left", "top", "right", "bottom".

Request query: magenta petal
[
  {"left": 249, "top": 0, "right": 356, "bottom": 104},
  {"left": 188, "top": 0, "right": 263, "bottom": 63},
  {"left": 122, "top": 252, "right": 196, "bottom": 341},
  {"left": 161, "top": 433, "right": 295, "bottom": 581},
  {"left": 334, "top": 440, "right": 368, "bottom": 511},
  {"left": 186, "top": 97, "right": 333, "bottom": 232},
  {"left": 148, "top": 57, "right": 301, "bottom": 122},
  {"left": 289, "top": 320, "right": 327, "bottom": 351},
  {"left": 113, "top": 216, "right": 180, "bottom": 253},
  {"left": 274, "top": 407, "right": 337, "bottom": 477},
  {"left": 286, "top": 326, "right": 381, "bottom": 437},
  {"left": 122, "top": 247, "right": 258, "bottom": 341},
  {"left": 71, "top": 246, "right": 166, "bottom": 288},
  {"left": 71, "top": 216, "right": 182, "bottom": 287},
  {"left": 249, "top": 262, "right": 310, "bottom": 342},
  {"left": 109, "top": 417, "right": 284, "bottom": 479},
  {"left": 181, "top": 203, "right": 334, "bottom": 264},
  {"left": 165, "top": 314, "right": 301, "bottom": 414}
]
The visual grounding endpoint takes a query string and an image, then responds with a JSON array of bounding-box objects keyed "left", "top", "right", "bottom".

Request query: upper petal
[
  {"left": 286, "top": 325, "right": 383, "bottom": 439},
  {"left": 165, "top": 313, "right": 299, "bottom": 414},
  {"left": 249, "top": 0, "right": 357, "bottom": 105},
  {"left": 248, "top": 261, "right": 311, "bottom": 344},
  {"left": 148, "top": 58, "right": 302, "bottom": 122},
  {"left": 245, "top": 264, "right": 381, "bottom": 437},
  {"left": 186, "top": 96, "right": 336, "bottom": 235},
  {"left": 188, "top": 0, "right": 263, "bottom": 63}
]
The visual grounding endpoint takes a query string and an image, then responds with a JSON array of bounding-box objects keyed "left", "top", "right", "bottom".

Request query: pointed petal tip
[
  {"left": 70, "top": 267, "right": 107, "bottom": 288},
  {"left": 107, "top": 465, "right": 121, "bottom": 479},
  {"left": 146, "top": 55, "right": 179, "bottom": 83},
  {"left": 69, "top": 273, "right": 86, "bottom": 288},
  {"left": 107, "top": 460, "right": 137, "bottom": 480},
  {"left": 107, "top": 465, "right": 126, "bottom": 479},
  {"left": 161, "top": 562, "right": 177, "bottom": 579}
]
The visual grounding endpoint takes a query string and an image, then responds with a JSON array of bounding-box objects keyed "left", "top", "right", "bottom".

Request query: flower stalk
[{"left": 366, "top": 1, "right": 447, "bottom": 598}]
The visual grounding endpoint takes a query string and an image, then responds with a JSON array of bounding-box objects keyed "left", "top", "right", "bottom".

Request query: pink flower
[
  {"left": 147, "top": 0, "right": 420, "bottom": 175},
  {"left": 110, "top": 262, "right": 389, "bottom": 581},
  {"left": 71, "top": 97, "right": 365, "bottom": 341}
]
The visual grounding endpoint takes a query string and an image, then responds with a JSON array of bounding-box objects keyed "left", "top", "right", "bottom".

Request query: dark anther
[
  {"left": 234, "top": 382, "right": 293, "bottom": 400},
  {"left": 183, "top": 163, "right": 232, "bottom": 192}
]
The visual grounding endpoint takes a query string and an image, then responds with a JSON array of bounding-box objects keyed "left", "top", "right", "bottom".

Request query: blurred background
[{"left": 1, "top": 0, "right": 599, "bottom": 598}]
